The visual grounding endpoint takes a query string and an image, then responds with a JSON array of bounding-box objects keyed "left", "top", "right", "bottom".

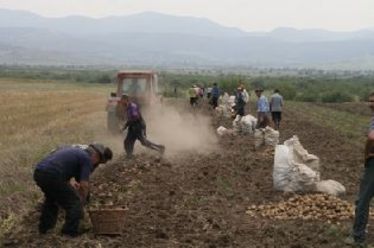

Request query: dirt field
[{"left": 2, "top": 99, "right": 371, "bottom": 248}]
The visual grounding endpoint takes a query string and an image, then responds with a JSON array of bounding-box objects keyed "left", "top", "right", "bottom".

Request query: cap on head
[{"left": 89, "top": 143, "right": 112, "bottom": 163}]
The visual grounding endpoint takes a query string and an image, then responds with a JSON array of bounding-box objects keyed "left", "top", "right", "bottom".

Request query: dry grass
[
  {"left": 287, "top": 101, "right": 369, "bottom": 146},
  {"left": 0, "top": 78, "right": 123, "bottom": 231}
]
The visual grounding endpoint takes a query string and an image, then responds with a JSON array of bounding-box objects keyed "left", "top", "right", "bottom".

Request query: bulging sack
[
  {"left": 232, "top": 115, "right": 242, "bottom": 133},
  {"left": 216, "top": 126, "right": 234, "bottom": 136},
  {"left": 273, "top": 136, "right": 320, "bottom": 192},
  {"left": 273, "top": 145, "right": 292, "bottom": 191},
  {"left": 254, "top": 129, "right": 265, "bottom": 148},
  {"left": 241, "top": 115, "right": 257, "bottom": 134},
  {"left": 285, "top": 137, "right": 319, "bottom": 172},
  {"left": 314, "top": 180, "right": 346, "bottom": 196},
  {"left": 254, "top": 127, "right": 279, "bottom": 148},
  {"left": 264, "top": 126, "right": 279, "bottom": 146},
  {"left": 273, "top": 136, "right": 345, "bottom": 195},
  {"left": 216, "top": 104, "right": 232, "bottom": 118},
  {"left": 232, "top": 114, "right": 257, "bottom": 134}
]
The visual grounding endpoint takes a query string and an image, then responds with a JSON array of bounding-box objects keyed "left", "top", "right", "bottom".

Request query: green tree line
[{"left": 1, "top": 66, "right": 374, "bottom": 102}]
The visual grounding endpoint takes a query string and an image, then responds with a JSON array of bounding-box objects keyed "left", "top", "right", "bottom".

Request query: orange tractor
[{"left": 106, "top": 70, "right": 160, "bottom": 133}]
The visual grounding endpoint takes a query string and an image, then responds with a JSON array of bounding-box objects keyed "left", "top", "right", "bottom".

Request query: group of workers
[
  {"left": 254, "top": 88, "right": 284, "bottom": 130},
  {"left": 34, "top": 94, "right": 165, "bottom": 237},
  {"left": 201, "top": 82, "right": 284, "bottom": 130},
  {"left": 187, "top": 83, "right": 221, "bottom": 108}
]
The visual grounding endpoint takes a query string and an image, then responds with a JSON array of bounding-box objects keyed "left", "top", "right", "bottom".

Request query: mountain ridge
[{"left": 0, "top": 8, "right": 373, "bottom": 69}]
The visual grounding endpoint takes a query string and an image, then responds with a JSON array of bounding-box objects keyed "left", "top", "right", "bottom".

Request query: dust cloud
[
  {"left": 90, "top": 102, "right": 219, "bottom": 159},
  {"left": 144, "top": 103, "right": 219, "bottom": 156}
]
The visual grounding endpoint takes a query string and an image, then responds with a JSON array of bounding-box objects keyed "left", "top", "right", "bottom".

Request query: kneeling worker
[{"left": 33, "top": 143, "right": 112, "bottom": 237}]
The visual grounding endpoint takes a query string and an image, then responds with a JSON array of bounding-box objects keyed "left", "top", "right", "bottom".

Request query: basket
[{"left": 88, "top": 208, "right": 127, "bottom": 235}]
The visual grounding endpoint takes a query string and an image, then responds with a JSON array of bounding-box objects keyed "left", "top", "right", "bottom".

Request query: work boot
[
  {"left": 125, "top": 154, "right": 133, "bottom": 160},
  {"left": 38, "top": 223, "right": 55, "bottom": 234},
  {"left": 159, "top": 145, "right": 166, "bottom": 156},
  {"left": 344, "top": 235, "right": 367, "bottom": 247},
  {"left": 61, "top": 230, "right": 79, "bottom": 238},
  {"left": 38, "top": 227, "right": 49, "bottom": 235},
  {"left": 61, "top": 228, "right": 89, "bottom": 238}
]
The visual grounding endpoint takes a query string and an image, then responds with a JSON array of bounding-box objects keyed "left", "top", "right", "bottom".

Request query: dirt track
[{"left": 2, "top": 100, "right": 370, "bottom": 247}]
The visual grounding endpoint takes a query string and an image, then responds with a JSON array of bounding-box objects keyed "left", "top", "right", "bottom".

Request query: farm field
[
  {"left": 0, "top": 79, "right": 122, "bottom": 233},
  {"left": 0, "top": 80, "right": 372, "bottom": 247}
]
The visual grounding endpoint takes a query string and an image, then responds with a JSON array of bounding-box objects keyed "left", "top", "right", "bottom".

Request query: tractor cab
[
  {"left": 116, "top": 70, "right": 159, "bottom": 106},
  {"left": 106, "top": 70, "right": 160, "bottom": 133}
]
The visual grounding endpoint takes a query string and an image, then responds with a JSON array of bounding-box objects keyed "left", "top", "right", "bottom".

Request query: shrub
[
  {"left": 321, "top": 91, "right": 354, "bottom": 103},
  {"left": 295, "top": 91, "right": 320, "bottom": 102},
  {"left": 271, "top": 83, "right": 297, "bottom": 100}
]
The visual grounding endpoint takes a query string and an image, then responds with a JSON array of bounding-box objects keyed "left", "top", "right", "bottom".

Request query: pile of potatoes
[{"left": 246, "top": 194, "right": 367, "bottom": 221}]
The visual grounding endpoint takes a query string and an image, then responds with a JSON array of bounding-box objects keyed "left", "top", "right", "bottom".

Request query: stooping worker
[
  {"left": 33, "top": 143, "right": 113, "bottom": 237},
  {"left": 254, "top": 88, "right": 270, "bottom": 128},
  {"left": 120, "top": 95, "right": 165, "bottom": 158},
  {"left": 346, "top": 92, "right": 374, "bottom": 246}
]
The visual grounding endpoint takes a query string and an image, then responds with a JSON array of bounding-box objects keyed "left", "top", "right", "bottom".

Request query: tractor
[{"left": 106, "top": 70, "right": 160, "bottom": 133}]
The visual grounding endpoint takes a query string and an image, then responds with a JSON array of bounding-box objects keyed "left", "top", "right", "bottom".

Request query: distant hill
[
  {"left": 0, "top": 8, "right": 374, "bottom": 69},
  {"left": 0, "top": 9, "right": 246, "bottom": 36}
]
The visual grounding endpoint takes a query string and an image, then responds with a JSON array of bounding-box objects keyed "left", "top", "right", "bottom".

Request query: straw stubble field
[{"left": 0, "top": 79, "right": 122, "bottom": 235}]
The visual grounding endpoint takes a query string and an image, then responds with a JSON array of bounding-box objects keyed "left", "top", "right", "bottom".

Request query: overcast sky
[{"left": 0, "top": 0, "right": 373, "bottom": 32}]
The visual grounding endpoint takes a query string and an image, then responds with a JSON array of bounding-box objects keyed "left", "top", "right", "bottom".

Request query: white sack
[
  {"left": 217, "top": 126, "right": 227, "bottom": 136},
  {"left": 254, "top": 129, "right": 265, "bottom": 148},
  {"left": 273, "top": 136, "right": 320, "bottom": 192},
  {"left": 254, "top": 126, "right": 279, "bottom": 148},
  {"left": 215, "top": 104, "right": 232, "bottom": 118},
  {"left": 232, "top": 115, "right": 242, "bottom": 133},
  {"left": 285, "top": 137, "right": 320, "bottom": 172},
  {"left": 264, "top": 126, "right": 279, "bottom": 146},
  {"left": 228, "top": 95, "right": 236, "bottom": 107},
  {"left": 216, "top": 126, "right": 234, "bottom": 136},
  {"left": 241, "top": 115, "right": 257, "bottom": 134},
  {"left": 233, "top": 115, "right": 257, "bottom": 134},
  {"left": 273, "top": 135, "right": 345, "bottom": 195},
  {"left": 273, "top": 145, "right": 292, "bottom": 191},
  {"left": 314, "top": 179, "right": 346, "bottom": 196}
]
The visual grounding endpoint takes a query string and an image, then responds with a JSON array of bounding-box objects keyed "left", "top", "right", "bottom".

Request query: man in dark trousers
[
  {"left": 255, "top": 88, "right": 270, "bottom": 128},
  {"left": 234, "top": 86, "right": 246, "bottom": 117},
  {"left": 210, "top": 83, "right": 220, "bottom": 109},
  {"left": 270, "top": 89, "right": 284, "bottom": 130},
  {"left": 346, "top": 92, "right": 374, "bottom": 246},
  {"left": 33, "top": 143, "right": 112, "bottom": 237},
  {"left": 121, "top": 95, "right": 165, "bottom": 158}
]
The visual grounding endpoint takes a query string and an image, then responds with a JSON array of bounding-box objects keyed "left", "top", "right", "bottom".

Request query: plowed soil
[{"left": 2, "top": 100, "right": 370, "bottom": 248}]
